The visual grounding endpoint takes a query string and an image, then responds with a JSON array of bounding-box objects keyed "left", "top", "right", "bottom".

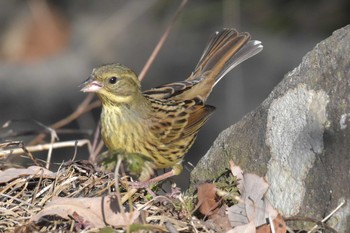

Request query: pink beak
[{"left": 80, "top": 77, "right": 103, "bottom": 93}]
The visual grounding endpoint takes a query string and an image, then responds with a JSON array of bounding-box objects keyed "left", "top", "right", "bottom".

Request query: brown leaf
[
  {"left": 197, "top": 183, "right": 219, "bottom": 216},
  {"left": 30, "top": 196, "right": 139, "bottom": 228},
  {"left": 205, "top": 205, "right": 232, "bottom": 232},
  {"left": 0, "top": 166, "right": 56, "bottom": 183},
  {"left": 256, "top": 214, "right": 286, "bottom": 233},
  {"left": 71, "top": 211, "right": 93, "bottom": 230}
]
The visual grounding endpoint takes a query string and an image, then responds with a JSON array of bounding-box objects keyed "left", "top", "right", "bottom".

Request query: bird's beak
[{"left": 80, "top": 76, "right": 103, "bottom": 93}]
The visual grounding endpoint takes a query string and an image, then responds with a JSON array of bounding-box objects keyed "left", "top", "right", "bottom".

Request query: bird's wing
[
  {"left": 146, "top": 97, "right": 215, "bottom": 144},
  {"left": 142, "top": 80, "right": 199, "bottom": 100}
]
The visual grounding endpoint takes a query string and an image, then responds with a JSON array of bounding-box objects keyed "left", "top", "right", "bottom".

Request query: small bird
[{"left": 81, "top": 29, "right": 262, "bottom": 183}]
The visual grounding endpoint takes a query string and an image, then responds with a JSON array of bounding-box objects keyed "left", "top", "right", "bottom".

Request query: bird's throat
[{"left": 99, "top": 95, "right": 152, "bottom": 153}]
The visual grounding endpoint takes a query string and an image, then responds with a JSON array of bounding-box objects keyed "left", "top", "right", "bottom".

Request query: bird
[{"left": 80, "top": 28, "right": 263, "bottom": 184}]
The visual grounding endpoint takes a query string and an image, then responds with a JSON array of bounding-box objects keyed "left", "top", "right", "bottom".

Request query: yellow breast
[{"left": 100, "top": 105, "right": 183, "bottom": 168}]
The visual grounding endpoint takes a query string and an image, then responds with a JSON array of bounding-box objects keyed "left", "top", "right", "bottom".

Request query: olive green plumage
[{"left": 81, "top": 29, "right": 263, "bottom": 181}]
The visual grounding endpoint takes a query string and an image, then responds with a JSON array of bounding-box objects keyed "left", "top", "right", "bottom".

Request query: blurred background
[{"left": 0, "top": 0, "right": 349, "bottom": 185}]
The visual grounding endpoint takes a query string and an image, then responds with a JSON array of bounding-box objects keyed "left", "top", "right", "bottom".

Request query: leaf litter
[{"left": 0, "top": 141, "right": 340, "bottom": 232}]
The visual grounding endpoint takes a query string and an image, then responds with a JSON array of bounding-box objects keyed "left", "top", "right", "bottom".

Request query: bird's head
[{"left": 80, "top": 64, "right": 141, "bottom": 104}]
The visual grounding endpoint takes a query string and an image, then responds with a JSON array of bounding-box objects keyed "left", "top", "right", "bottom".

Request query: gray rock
[{"left": 191, "top": 25, "right": 350, "bottom": 232}]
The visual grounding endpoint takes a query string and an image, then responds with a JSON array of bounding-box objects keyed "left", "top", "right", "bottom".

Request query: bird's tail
[
  {"left": 142, "top": 29, "right": 262, "bottom": 102},
  {"left": 187, "top": 29, "right": 263, "bottom": 100}
]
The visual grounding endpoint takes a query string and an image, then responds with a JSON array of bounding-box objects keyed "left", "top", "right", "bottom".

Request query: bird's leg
[
  {"left": 98, "top": 150, "right": 182, "bottom": 189},
  {"left": 130, "top": 164, "right": 183, "bottom": 189}
]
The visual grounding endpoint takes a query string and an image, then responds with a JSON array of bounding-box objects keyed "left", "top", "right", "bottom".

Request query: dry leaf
[
  {"left": 227, "top": 162, "right": 278, "bottom": 228},
  {"left": 226, "top": 221, "right": 256, "bottom": 233},
  {"left": 197, "top": 183, "right": 219, "bottom": 216},
  {"left": 0, "top": 166, "right": 56, "bottom": 183},
  {"left": 205, "top": 205, "right": 232, "bottom": 232},
  {"left": 30, "top": 196, "right": 139, "bottom": 228},
  {"left": 71, "top": 211, "right": 93, "bottom": 230},
  {"left": 256, "top": 214, "right": 286, "bottom": 233},
  {"left": 229, "top": 161, "right": 244, "bottom": 191}
]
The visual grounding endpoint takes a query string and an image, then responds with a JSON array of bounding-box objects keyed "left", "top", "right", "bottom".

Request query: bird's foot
[{"left": 127, "top": 169, "right": 177, "bottom": 189}]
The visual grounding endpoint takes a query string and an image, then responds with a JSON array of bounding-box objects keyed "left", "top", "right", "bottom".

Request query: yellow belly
[{"left": 100, "top": 106, "right": 190, "bottom": 168}]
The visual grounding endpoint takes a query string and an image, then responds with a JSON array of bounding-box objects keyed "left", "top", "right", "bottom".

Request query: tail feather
[
  {"left": 195, "top": 30, "right": 241, "bottom": 72},
  {"left": 213, "top": 39, "right": 263, "bottom": 86},
  {"left": 143, "top": 28, "right": 262, "bottom": 102},
  {"left": 190, "top": 29, "right": 263, "bottom": 86}
]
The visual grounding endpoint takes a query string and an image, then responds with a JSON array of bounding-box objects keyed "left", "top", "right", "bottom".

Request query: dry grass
[{"left": 0, "top": 156, "right": 210, "bottom": 232}]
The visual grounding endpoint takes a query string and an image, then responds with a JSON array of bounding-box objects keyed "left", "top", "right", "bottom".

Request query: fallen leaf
[
  {"left": 0, "top": 166, "right": 56, "bottom": 183},
  {"left": 205, "top": 205, "right": 232, "bottom": 232},
  {"left": 256, "top": 214, "right": 286, "bottom": 233},
  {"left": 30, "top": 196, "right": 139, "bottom": 228},
  {"left": 226, "top": 221, "right": 256, "bottom": 233},
  {"left": 197, "top": 183, "right": 219, "bottom": 216},
  {"left": 229, "top": 161, "right": 243, "bottom": 191},
  {"left": 71, "top": 211, "right": 93, "bottom": 230},
  {"left": 227, "top": 162, "right": 278, "bottom": 228}
]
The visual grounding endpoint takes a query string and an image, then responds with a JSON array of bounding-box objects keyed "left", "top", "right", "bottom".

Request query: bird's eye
[{"left": 108, "top": 76, "right": 118, "bottom": 84}]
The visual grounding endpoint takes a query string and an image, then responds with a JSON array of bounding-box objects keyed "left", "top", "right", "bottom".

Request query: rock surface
[{"left": 191, "top": 25, "right": 350, "bottom": 232}]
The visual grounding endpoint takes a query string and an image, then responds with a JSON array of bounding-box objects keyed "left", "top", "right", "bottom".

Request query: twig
[
  {"left": 269, "top": 214, "right": 275, "bottom": 233},
  {"left": 307, "top": 200, "right": 345, "bottom": 233},
  {"left": 91, "top": 123, "right": 100, "bottom": 156},
  {"left": 81, "top": 0, "right": 158, "bottom": 54},
  {"left": 0, "top": 141, "right": 22, "bottom": 149},
  {"left": 44, "top": 124, "right": 58, "bottom": 169},
  {"left": 29, "top": 183, "right": 52, "bottom": 202},
  {"left": 20, "top": 143, "right": 40, "bottom": 166},
  {"left": 0, "top": 193, "right": 34, "bottom": 207},
  {"left": 0, "top": 129, "right": 92, "bottom": 140},
  {"left": 0, "top": 140, "right": 91, "bottom": 158},
  {"left": 30, "top": 168, "right": 45, "bottom": 205},
  {"left": 51, "top": 95, "right": 97, "bottom": 129},
  {"left": 71, "top": 140, "right": 79, "bottom": 161},
  {"left": 121, "top": 188, "right": 138, "bottom": 205},
  {"left": 114, "top": 157, "right": 125, "bottom": 216},
  {"left": 2, "top": 119, "right": 59, "bottom": 140},
  {"left": 138, "top": 0, "right": 188, "bottom": 81},
  {"left": 29, "top": 94, "right": 99, "bottom": 145},
  {"left": 90, "top": 140, "right": 104, "bottom": 163},
  {"left": 89, "top": 122, "right": 104, "bottom": 162},
  {"left": 114, "top": 159, "right": 142, "bottom": 231},
  {"left": 1, "top": 120, "right": 59, "bottom": 168}
]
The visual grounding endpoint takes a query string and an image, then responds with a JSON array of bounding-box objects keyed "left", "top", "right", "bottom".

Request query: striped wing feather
[
  {"left": 147, "top": 97, "right": 215, "bottom": 144},
  {"left": 181, "top": 104, "right": 215, "bottom": 138}
]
